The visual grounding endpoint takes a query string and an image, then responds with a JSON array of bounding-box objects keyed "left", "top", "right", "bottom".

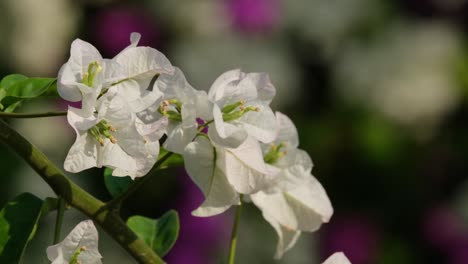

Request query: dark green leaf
[
  {"left": 127, "top": 210, "right": 179, "bottom": 257},
  {"left": 0, "top": 193, "right": 44, "bottom": 263},
  {"left": 104, "top": 168, "right": 134, "bottom": 197},
  {"left": 157, "top": 148, "right": 184, "bottom": 170}
]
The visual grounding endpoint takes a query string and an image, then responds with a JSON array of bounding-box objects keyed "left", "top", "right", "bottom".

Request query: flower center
[
  {"left": 158, "top": 99, "right": 182, "bottom": 121},
  {"left": 69, "top": 246, "right": 86, "bottom": 264},
  {"left": 221, "top": 100, "right": 259, "bottom": 122},
  {"left": 264, "top": 142, "right": 286, "bottom": 164},
  {"left": 88, "top": 120, "right": 117, "bottom": 146},
  {"left": 82, "top": 61, "right": 102, "bottom": 87}
]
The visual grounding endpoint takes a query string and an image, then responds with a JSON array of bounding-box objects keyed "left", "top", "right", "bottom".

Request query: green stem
[
  {"left": 53, "top": 197, "right": 66, "bottom": 244},
  {"left": 104, "top": 151, "right": 174, "bottom": 211},
  {"left": 228, "top": 195, "right": 243, "bottom": 264},
  {"left": 0, "top": 119, "right": 164, "bottom": 264},
  {"left": 0, "top": 111, "right": 67, "bottom": 118}
]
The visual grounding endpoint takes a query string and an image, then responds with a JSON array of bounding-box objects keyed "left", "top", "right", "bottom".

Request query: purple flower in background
[
  {"left": 448, "top": 237, "right": 468, "bottom": 264},
  {"left": 321, "top": 214, "right": 379, "bottom": 264},
  {"left": 166, "top": 170, "right": 230, "bottom": 264},
  {"left": 225, "top": 0, "right": 280, "bottom": 34},
  {"left": 422, "top": 205, "right": 465, "bottom": 251},
  {"left": 91, "top": 7, "right": 161, "bottom": 56}
]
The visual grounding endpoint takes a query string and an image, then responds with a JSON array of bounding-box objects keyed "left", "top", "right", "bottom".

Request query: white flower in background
[
  {"left": 4, "top": 0, "right": 79, "bottom": 75},
  {"left": 184, "top": 136, "right": 278, "bottom": 217},
  {"left": 47, "top": 220, "right": 102, "bottom": 264},
  {"left": 283, "top": 0, "right": 383, "bottom": 58},
  {"left": 64, "top": 93, "right": 164, "bottom": 179},
  {"left": 335, "top": 22, "right": 461, "bottom": 137},
  {"left": 207, "top": 69, "right": 277, "bottom": 148},
  {"left": 250, "top": 112, "right": 333, "bottom": 259},
  {"left": 322, "top": 252, "right": 352, "bottom": 264}
]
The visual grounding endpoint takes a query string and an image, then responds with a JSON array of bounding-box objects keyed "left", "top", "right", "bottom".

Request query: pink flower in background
[
  {"left": 225, "top": 0, "right": 280, "bottom": 34},
  {"left": 321, "top": 214, "right": 379, "bottom": 264},
  {"left": 92, "top": 7, "right": 161, "bottom": 56}
]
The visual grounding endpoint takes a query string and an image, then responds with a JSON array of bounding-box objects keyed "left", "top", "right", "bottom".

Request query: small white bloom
[
  {"left": 250, "top": 112, "right": 333, "bottom": 259},
  {"left": 46, "top": 220, "right": 102, "bottom": 264},
  {"left": 207, "top": 69, "right": 277, "bottom": 148},
  {"left": 64, "top": 94, "right": 164, "bottom": 179},
  {"left": 322, "top": 252, "right": 352, "bottom": 264},
  {"left": 138, "top": 67, "right": 212, "bottom": 154},
  {"left": 57, "top": 38, "right": 125, "bottom": 115}
]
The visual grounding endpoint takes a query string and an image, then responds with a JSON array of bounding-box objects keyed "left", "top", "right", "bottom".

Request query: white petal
[
  {"left": 47, "top": 220, "right": 102, "bottom": 264},
  {"left": 284, "top": 176, "right": 333, "bottom": 231},
  {"left": 135, "top": 116, "right": 168, "bottom": 142},
  {"left": 209, "top": 69, "right": 258, "bottom": 106},
  {"left": 220, "top": 137, "right": 277, "bottom": 194},
  {"left": 208, "top": 105, "right": 247, "bottom": 148},
  {"left": 69, "top": 39, "right": 102, "bottom": 79},
  {"left": 251, "top": 175, "right": 333, "bottom": 232},
  {"left": 322, "top": 252, "right": 352, "bottom": 264},
  {"left": 183, "top": 136, "right": 240, "bottom": 217},
  {"left": 275, "top": 112, "right": 299, "bottom": 148},
  {"left": 260, "top": 210, "right": 301, "bottom": 259},
  {"left": 164, "top": 120, "right": 198, "bottom": 154},
  {"left": 108, "top": 78, "right": 163, "bottom": 113},
  {"left": 57, "top": 63, "right": 82, "bottom": 102},
  {"left": 64, "top": 133, "right": 98, "bottom": 173},
  {"left": 194, "top": 89, "right": 213, "bottom": 120},
  {"left": 208, "top": 69, "right": 242, "bottom": 102},
  {"left": 245, "top": 72, "right": 276, "bottom": 103},
  {"left": 114, "top": 47, "right": 174, "bottom": 79},
  {"left": 239, "top": 101, "right": 277, "bottom": 144}
]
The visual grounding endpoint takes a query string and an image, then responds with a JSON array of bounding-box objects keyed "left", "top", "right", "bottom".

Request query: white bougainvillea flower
[
  {"left": 250, "top": 112, "right": 333, "bottom": 259},
  {"left": 64, "top": 93, "right": 165, "bottom": 179},
  {"left": 57, "top": 38, "right": 125, "bottom": 115},
  {"left": 322, "top": 252, "right": 352, "bottom": 264},
  {"left": 207, "top": 69, "right": 278, "bottom": 148},
  {"left": 184, "top": 136, "right": 278, "bottom": 217},
  {"left": 135, "top": 67, "right": 212, "bottom": 154},
  {"left": 46, "top": 220, "right": 102, "bottom": 264}
]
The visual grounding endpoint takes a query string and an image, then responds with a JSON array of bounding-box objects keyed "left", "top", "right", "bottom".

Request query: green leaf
[
  {"left": 127, "top": 210, "right": 179, "bottom": 257},
  {"left": 3, "top": 77, "right": 56, "bottom": 99},
  {"left": 104, "top": 168, "right": 134, "bottom": 198},
  {"left": 0, "top": 74, "right": 58, "bottom": 111},
  {"left": 157, "top": 148, "right": 184, "bottom": 170},
  {"left": 0, "top": 193, "right": 44, "bottom": 263}
]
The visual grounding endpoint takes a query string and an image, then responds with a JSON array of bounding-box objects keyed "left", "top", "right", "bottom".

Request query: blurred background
[{"left": 1, "top": 0, "right": 468, "bottom": 263}]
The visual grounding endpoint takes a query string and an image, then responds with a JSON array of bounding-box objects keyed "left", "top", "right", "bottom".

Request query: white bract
[
  {"left": 47, "top": 220, "right": 102, "bottom": 264},
  {"left": 64, "top": 93, "right": 164, "bottom": 179},
  {"left": 184, "top": 136, "right": 278, "bottom": 217},
  {"left": 322, "top": 252, "right": 352, "bottom": 264},
  {"left": 143, "top": 67, "right": 212, "bottom": 154},
  {"left": 57, "top": 38, "right": 125, "bottom": 116},
  {"left": 207, "top": 69, "right": 278, "bottom": 148},
  {"left": 107, "top": 33, "right": 174, "bottom": 114},
  {"left": 250, "top": 112, "right": 333, "bottom": 259}
]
